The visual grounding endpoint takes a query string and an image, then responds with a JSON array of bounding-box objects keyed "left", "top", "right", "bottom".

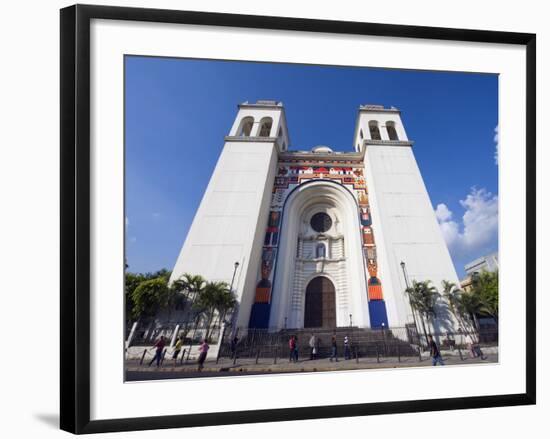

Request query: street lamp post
[
  {"left": 228, "top": 262, "right": 239, "bottom": 333},
  {"left": 349, "top": 314, "right": 353, "bottom": 327},
  {"left": 229, "top": 261, "right": 239, "bottom": 295},
  {"left": 400, "top": 261, "right": 421, "bottom": 346}
]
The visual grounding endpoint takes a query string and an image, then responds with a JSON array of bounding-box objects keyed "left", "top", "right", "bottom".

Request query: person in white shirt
[
  {"left": 309, "top": 333, "right": 317, "bottom": 360},
  {"left": 344, "top": 335, "right": 351, "bottom": 360}
]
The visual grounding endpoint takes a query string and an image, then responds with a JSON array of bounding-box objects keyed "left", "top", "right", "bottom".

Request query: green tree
[
  {"left": 214, "top": 286, "right": 237, "bottom": 327},
  {"left": 406, "top": 280, "right": 440, "bottom": 343},
  {"left": 193, "top": 281, "right": 233, "bottom": 338},
  {"left": 442, "top": 281, "right": 465, "bottom": 326},
  {"left": 150, "top": 268, "right": 171, "bottom": 281},
  {"left": 125, "top": 269, "right": 172, "bottom": 323},
  {"left": 472, "top": 270, "right": 499, "bottom": 322},
  {"left": 125, "top": 272, "right": 147, "bottom": 323},
  {"left": 125, "top": 274, "right": 139, "bottom": 314},
  {"left": 171, "top": 273, "right": 206, "bottom": 326},
  {"left": 125, "top": 271, "right": 238, "bottom": 341},
  {"left": 458, "top": 290, "right": 484, "bottom": 333},
  {"left": 441, "top": 280, "right": 478, "bottom": 335},
  {"left": 441, "top": 280, "right": 460, "bottom": 314},
  {"left": 131, "top": 277, "right": 174, "bottom": 320},
  {"left": 172, "top": 274, "right": 206, "bottom": 300}
]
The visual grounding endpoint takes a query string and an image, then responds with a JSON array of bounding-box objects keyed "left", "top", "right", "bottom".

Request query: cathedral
[{"left": 170, "top": 100, "right": 460, "bottom": 332}]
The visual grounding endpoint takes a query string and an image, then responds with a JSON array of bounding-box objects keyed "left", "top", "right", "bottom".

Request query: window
[
  {"left": 369, "top": 121, "right": 381, "bottom": 140},
  {"left": 259, "top": 117, "right": 273, "bottom": 137},
  {"left": 238, "top": 117, "right": 254, "bottom": 137},
  {"left": 310, "top": 212, "right": 332, "bottom": 233},
  {"left": 360, "top": 129, "right": 364, "bottom": 139},
  {"left": 316, "top": 243, "right": 326, "bottom": 259},
  {"left": 386, "top": 121, "right": 399, "bottom": 140}
]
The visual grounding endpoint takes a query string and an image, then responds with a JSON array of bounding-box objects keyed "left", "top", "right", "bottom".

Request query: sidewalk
[{"left": 126, "top": 351, "right": 498, "bottom": 379}]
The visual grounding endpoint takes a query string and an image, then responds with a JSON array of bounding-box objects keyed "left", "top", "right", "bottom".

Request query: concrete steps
[{"left": 222, "top": 327, "right": 419, "bottom": 359}]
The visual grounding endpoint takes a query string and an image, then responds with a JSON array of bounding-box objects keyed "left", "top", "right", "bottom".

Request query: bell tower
[
  {"left": 170, "top": 101, "right": 288, "bottom": 328},
  {"left": 357, "top": 104, "right": 460, "bottom": 333}
]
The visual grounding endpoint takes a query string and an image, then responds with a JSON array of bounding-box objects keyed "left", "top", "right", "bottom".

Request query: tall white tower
[
  {"left": 354, "top": 105, "right": 460, "bottom": 333},
  {"left": 169, "top": 100, "right": 289, "bottom": 328}
]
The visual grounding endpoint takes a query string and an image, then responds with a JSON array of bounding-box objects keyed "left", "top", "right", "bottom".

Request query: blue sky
[{"left": 125, "top": 56, "right": 498, "bottom": 279}]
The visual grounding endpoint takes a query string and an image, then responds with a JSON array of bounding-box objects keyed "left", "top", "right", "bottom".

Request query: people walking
[
  {"left": 465, "top": 332, "right": 486, "bottom": 359},
  {"left": 344, "top": 334, "right": 351, "bottom": 360},
  {"left": 230, "top": 335, "right": 239, "bottom": 359},
  {"left": 428, "top": 335, "right": 445, "bottom": 366},
  {"left": 457, "top": 327, "right": 464, "bottom": 349},
  {"left": 197, "top": 338, "right": 209, "bottom": 372},
  {"left": 309, "top": 333, "right": 317, "bottom": 360},
  {"left": 289, "top": 335, "right": 296, "bottom": 363},
  {"left": 148, "top": 335, "right": 166, "bottom": 368},
  {"left": 445, "top": 331, "right": 455, "bottom": 351},
  {"left": 329, "top": 333, "right": 338, "bottom": 362},
  {"left": 471, "top": 341, "right": 487, "bottom": 360},
  {"left": 294, "top": 335, "right": 299, "bottom": 362},
  {"left": 172, "top": 335, "right": 183, "bottom": 366}
]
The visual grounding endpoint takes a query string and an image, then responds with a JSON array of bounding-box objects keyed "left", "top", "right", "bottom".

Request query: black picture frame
[{"left": 60, "top": 4, "right": 536, "bottom": 434}]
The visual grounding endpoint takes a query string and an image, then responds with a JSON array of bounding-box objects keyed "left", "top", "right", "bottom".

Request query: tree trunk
[
  {"left": 430, "top": 315, "right": 436, "bottom": 337},
  {"left": 471, "top": 313, "right": 481, "bottom": 342},
  {"left": 205, "top": 309, "right": 215, "bottom": 339},
  {"left": 419, "top": 314, "right": 429, "bottom": 348}
]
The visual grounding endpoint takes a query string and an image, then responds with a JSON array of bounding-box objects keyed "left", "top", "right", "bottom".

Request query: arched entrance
[
  {"left": 269, "top": 180, "right": 371, "bottom": 329},
  {"left": 304, "top": 276, "right": 336, "bottom": 328}
]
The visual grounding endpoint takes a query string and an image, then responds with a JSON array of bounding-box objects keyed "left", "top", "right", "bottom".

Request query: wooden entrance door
[{"left": 304, "top": 276, "right": 336, "bottom": 328}]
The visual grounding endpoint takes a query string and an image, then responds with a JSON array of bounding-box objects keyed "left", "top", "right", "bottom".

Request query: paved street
[{"left": 126, "top": 352, "right": 498, "bottom": 381}]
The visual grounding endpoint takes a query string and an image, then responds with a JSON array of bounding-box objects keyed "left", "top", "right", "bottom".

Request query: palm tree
[
  {"left": 471, "top": 270, "right": 499, "bottom": 323},
  {"left": 193, "top": 281, "right": 232, "bottom": 339},
  {"left": 215, "top": 287, "right": 237, "bottom": 328},
  {"left": 442, "top": 280, "right": 466, "bottom": 328},
  {"left": 442, "top": 280, "right": 481, "bottom": 338},
  {"left": 406, "top": 280, "right": 440, "bottom": 344},
  {"left": 458, "top": 290, "right": 486, "bottom": 342},
  {"left": 172, "top": 273, "right": 206, "bottom": 299},
  {"left": 171, "top": 273, "right": 207, "bottom": 341}
]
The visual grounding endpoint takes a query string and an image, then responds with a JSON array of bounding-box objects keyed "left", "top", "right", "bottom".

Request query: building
[
  {"left": 465, "top": 252, "right": 499, "bottom": 276},
  {"left": 460, "top": 252, "right": 499, "bottom": 292},
  {"left": 170, "top": 101, "right": 460, "bottom": 332}
]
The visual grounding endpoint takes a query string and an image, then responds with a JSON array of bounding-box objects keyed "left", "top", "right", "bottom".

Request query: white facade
[
  {"left": 171, "top": 101, "right": 460, "bottom": 332},
  {"left": 465, "top": 252, "right": 499, "bottom": 275}
]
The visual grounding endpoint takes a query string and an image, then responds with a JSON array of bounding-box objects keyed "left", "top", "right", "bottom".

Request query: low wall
[{"left": 126, "top": 344, "right": 220, "bottom": 361}]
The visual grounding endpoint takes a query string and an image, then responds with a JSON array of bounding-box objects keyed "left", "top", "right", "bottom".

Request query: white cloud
[
  {"left": 494, "top": 125, "right": 499, "bottom": 165},
  {"left": 435, "top": 188, "right": 498, "bottom": 260},
  {"left": 434, "top": 202, "right": 463, "bottom": 250},
  {"left": 434, "top": 203, "right": 453, "bottom": 222},
  {"left": 125, "top": 216, "right": 129, "bottom": 228},
  {"left": 152, "top": 212, "right": 161, "bottom": 219}
]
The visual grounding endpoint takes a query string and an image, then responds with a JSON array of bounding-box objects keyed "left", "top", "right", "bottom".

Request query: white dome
[{"left": 311, "top": 145, "right": 333, "bottom": 153}]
